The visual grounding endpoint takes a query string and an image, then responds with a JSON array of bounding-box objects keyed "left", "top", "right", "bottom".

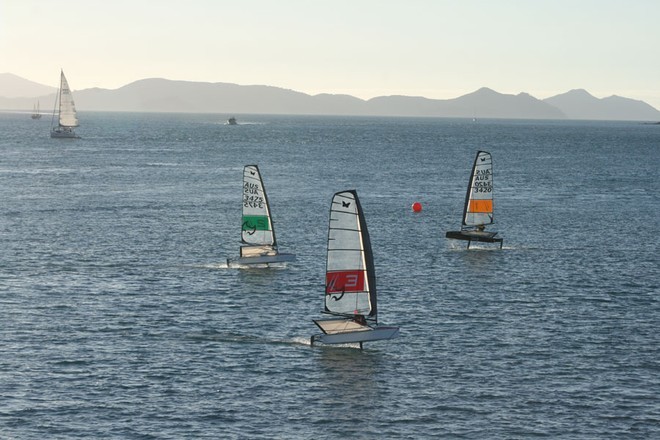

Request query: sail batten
[{"left": 462, "top": 150, "right": 494, "bottom": 228}]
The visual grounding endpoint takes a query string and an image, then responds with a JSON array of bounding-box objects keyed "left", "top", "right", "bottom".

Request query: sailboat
[
  {"left": 50, "top": 70, "right": 79, "bottom": 138},
  {"left": 311, "top": 190, "right": 399, "bottom": 348},
  {"left": 446, "top": 151, "right": 503, "bottom": 248},
  {"left": 31, "top": 101, "right": 42, "bottom": 119},
  {"left": 227, "top": 165, "right": 295, "bottom": 267}
]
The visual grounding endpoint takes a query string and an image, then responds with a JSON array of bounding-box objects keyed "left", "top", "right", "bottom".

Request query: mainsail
[
  {"left": 325, "top": 190, "right": 377, "bottom": 319},
  {"left": 56, "top": 70, "right": 78, "bottom": 128},
  {"left": 462, "top": 150, "right": 494, "bottom": 228},
  {"left": 241, "top": 165, "right": 276, "bottom": 248}
]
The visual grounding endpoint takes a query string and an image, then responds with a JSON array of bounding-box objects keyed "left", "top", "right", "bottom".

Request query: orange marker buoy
[{"left": 412, "top": 201, "right": 422, "bottom": 213}]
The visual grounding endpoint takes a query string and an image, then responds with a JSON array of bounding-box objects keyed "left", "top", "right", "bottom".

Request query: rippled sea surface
[{"left": 1, "top": 112, "right": 658, "bottom": 438}]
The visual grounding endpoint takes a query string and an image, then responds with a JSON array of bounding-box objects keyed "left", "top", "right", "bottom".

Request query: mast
[
  {"left": 355, "top": 191, "right": 377, "bottom": 319},
  {"left": 461, "top": 151, "right": 494, "bottom": 228},
  {"left": 325, "top": 190, "right": 377, "bottom": 320}
]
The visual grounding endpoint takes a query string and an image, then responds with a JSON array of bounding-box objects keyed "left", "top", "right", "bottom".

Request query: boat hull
[
  {"left": 311, "top": 319, "right": 400, "bottom": 345},
  {"left": 446, "top": 230, "right": 503, "bottom": 247},
  {"left": 50, "top": 128, "right": 78, "bottom": 138},
  {"left": 227, "top": 252, "right": 296, "bottom": 266}
]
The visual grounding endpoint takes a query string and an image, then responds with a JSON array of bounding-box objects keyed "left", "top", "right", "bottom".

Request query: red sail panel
[{"left": 326, "top": 270, "right": 365, "bottom": 293}]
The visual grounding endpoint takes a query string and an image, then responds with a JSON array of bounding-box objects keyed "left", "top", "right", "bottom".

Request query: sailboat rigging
[
  {"left": 227, "top": 165, "right": 295, "bottom": 267},
  {"left": 311, "top": 190, "right": 399, "bottom": 348},
  {"left": 50, "top": 70, "right": 79, "bottom": 138},
  {"left": 31, "top": 101, "right": 42, "bottom": 119},
  {"left": 446, "top": 151, "right": 503, "bottom": 248}
]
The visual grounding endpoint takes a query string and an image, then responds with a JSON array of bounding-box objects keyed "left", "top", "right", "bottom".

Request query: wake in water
[
  {"left": 184, "top": 261, "right": 290, "bottom": 270},
  {"left": 447, "top": 242, "right": 513, "bottom": 251},
  {"left": 186, "top": 262, "right": 229, "bottom": 270},
  {"left": 185, "top": 331, "right": 369, "bottom": 350}
]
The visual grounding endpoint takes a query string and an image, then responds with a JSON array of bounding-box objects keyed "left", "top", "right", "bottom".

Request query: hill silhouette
[
  {"left": 544, "top": 89, "right": 660, "bottom": 120},
  {"left": 1, "top": 74, "right": 659, "bottom": 121}
]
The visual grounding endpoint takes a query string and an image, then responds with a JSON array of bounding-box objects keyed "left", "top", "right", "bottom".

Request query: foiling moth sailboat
[
  {"left": 446, "top": 150, "right": 503, "bottom": 248},
  {"left": 227, "top": 165, "right": 295, "bottom": 267},
  {"left": 50, "top": 70, "right": 79, "bottom": 138},
  {"left": 311, "top": 190, "right": 399, "bottom": 348}
]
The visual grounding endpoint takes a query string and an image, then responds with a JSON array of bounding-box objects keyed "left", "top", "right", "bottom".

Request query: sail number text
[
  {"left": 244, "top": 183, "right": 264, "bottom": 208},
  {"left": 473, "top": 169, "right": 492, "bottom": 193}
]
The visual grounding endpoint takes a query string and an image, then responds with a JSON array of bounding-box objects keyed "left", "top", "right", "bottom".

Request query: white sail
[
  {"left": 57, "top": 70, "right": 78, "bottom": 128},
  {"left": 325, "top": 190, "right": 376, "bottom": 318},
  {"left": 463, "top": 150, "right": 494, "bottom": 228},
  {"left": 241, "top": 165, "right": 276, "bottom": 247}
]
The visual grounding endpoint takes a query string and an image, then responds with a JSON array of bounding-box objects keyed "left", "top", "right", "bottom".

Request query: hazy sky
[{"left": 2, "top": 0, "right": 659, "bottom": 108}]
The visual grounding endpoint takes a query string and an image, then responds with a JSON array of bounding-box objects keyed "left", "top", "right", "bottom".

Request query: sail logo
[{"left": 326, "top": 270, "right": 365, "bottom": 293}]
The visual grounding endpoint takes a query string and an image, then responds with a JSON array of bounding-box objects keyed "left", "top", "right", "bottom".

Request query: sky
[{"left": 2, "top": 0, "right": 659, "bottom": 108}]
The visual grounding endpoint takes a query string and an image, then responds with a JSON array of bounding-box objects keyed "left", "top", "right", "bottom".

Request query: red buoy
[{"left": 412, "top": 201, "right": 422, "bottom": 213}]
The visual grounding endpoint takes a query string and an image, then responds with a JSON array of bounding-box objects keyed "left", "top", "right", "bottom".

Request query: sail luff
[
  {"left": 462, "top": 151, "right": 494, "bottom": 227},
  {"left": 354, "top": 191, "right": 377, "bottom": 318},
  {"left": 258, "top": 166, "right": 277, "bottom": 247}
]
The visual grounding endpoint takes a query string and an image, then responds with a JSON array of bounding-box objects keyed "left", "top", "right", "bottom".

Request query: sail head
[
  {"left": 325, "top": 190, "right": 377, "bottom": 318},
  {"left": 463, "top": 151, "right": 494, "bottom": 227},
  {"left": 241, "top": 165, "right": 275, "bottom": 247}
]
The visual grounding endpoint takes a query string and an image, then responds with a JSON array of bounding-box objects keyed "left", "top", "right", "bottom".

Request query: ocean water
[{"left": 1, "top": 112, "right": 658, "bottom": 439}]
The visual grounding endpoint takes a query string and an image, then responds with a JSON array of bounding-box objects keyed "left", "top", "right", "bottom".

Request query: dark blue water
[{"left": 1, "top": 112, "right": 658, "bottom": 438}]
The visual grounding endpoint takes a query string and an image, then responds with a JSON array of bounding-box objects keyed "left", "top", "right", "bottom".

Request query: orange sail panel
[{"left": 468, "top": 199, "right": 493, "bottom": 213}]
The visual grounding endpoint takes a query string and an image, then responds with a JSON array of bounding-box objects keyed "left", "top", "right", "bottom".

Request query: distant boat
[
  {"left": 50, "top": 70, "right": 79, "bottom": 138},
  {"left": 227, "top": 165, "right": 295, "bottom": 267},
  {"left": 446, "top": 151, "right": 503, "bottom": 248},
  {"left": 227, "top": 117, "right": 237, "bottom": 125},
  {"left": 31, "top": 101, "right": 42, "bottom": 119},
  {"left": 311, "top": 190, "right": 399, "bottom": 349}
]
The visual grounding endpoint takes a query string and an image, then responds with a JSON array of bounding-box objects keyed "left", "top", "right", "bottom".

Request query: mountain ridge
[{"left": 1, "top": 73, "right": 658, "bottom": 121}]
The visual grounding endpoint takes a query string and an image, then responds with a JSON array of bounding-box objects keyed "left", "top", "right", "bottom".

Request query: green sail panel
[{"left": 242, "top": 215, "right": 271, "bottom": 232}]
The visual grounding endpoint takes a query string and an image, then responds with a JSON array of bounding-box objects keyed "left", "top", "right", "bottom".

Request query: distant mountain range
[{"left": 1, "top": 72, "right": 659, "bottom": 121}]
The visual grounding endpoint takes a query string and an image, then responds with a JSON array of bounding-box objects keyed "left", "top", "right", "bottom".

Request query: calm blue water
[{"left": 1, "top": 112, "right": 658, "bottom": 438}]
